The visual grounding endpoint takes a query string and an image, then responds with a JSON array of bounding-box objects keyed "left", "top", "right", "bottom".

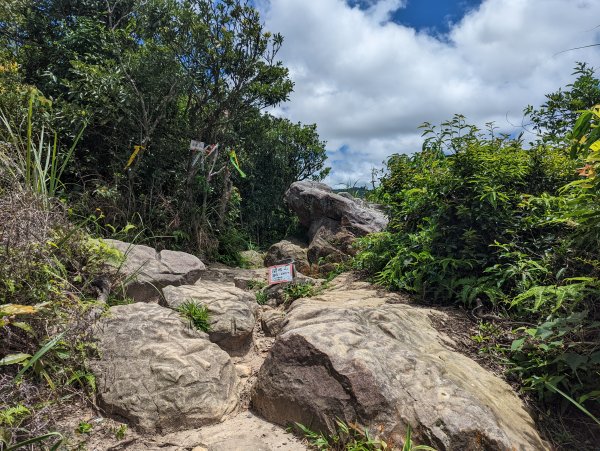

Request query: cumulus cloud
[{"left": 257, "top": 0, "right": 600, "bottom": 186}]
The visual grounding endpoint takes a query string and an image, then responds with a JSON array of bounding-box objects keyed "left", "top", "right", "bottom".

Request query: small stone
[{"left": 235, "top": 364, "right": 252, "bottom": 378}]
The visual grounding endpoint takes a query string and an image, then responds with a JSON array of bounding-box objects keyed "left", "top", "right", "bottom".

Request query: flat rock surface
[
  {"left": 200, "top": 263, "right": 267, "bottom": 285},
  {"left": 104, "top": 239, "right": 205, "bottom": 302},
  {"left": 91, "top": 303, "right": 239, "bottom": 433},
  {"left": 106, "top": 412, "right": 307, "bottom": 451},
  {"left": 162, "top": 281, "right": 257, "bottom": 354},
  {"left": 252, "top": 274, "right": 549, "bottom": 451}
]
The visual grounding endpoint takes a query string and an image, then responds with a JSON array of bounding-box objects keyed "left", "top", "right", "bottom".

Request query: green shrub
[
  {"left": 283, "top": 283, "right": 316, "bottom": 303},
  {"left": 357, "top": 92, "right": 600, "bottom": 419},
  {"left": 294, "top": 420, "right": 435, "bottom": 451},
  {"left": 295, "top": 420, "right": 388, "bottom": 451},
  {"left": 247, "top": 279, "right": 267, "bottom": 291},
  {"left": 177, "top": 300, "right": 211, "bottom": 332},
  {"left": 255, "top": 290, "right": 268, "bottom": 305}
]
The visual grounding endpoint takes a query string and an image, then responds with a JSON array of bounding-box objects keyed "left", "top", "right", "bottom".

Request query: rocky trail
[{"left": 59, "top": 182, "right": 551, "bottom": 450}]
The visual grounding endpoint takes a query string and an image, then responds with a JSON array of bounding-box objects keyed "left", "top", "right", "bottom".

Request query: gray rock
[
  {"left": 91, "top": 303, "right": 238, "bottom": 433},
  {"left": 104, "top": 239, "right": 205, "bottom": 302},
  {"left": 200, "top": 264, "right": 266, "bottom": 285},
  {"left": 285, "top": 181, "right": 387, "bottom": 237},
  {"left": 240, "top": 250, "right": 264, "bottom": 269},
  {"left": 252, "top": 275, "right": 549, "bottom": 451},
  {"left": 284, "top": 181, "right": 387, "bottom": 273},
  {"left": 260, "top": 308, "right": 286, "bottom": 337},
  {"left": 264, "top": 240, "right": 311, "bottom": 275},
  {"left": 162, "top": 281, "right": 257, "bottom": 355},
  {"left": 151, "top": 412, "right": 307, "bottom": 451}
]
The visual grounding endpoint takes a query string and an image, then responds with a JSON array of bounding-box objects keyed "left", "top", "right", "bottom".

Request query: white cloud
[{"left": 258, "top": 0, "right": 600, "bottom": 186}]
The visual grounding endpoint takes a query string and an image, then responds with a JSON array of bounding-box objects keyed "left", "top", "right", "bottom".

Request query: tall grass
[{"left": 0, "top": 88, "right": 85, "bottom": 204}]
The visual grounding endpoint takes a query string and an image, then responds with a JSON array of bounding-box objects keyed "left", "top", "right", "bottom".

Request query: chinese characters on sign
[{"left": 268, "top": 263, "right": 294, "bottom": 285}]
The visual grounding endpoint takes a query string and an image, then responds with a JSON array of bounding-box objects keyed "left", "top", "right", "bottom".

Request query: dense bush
[{"left": 356, "top": 70, "right": 600, "bottom": 422}]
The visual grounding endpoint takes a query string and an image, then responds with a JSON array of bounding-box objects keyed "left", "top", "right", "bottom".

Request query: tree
[
  {"left": 2, "top": 0, "right": 327, "bottom": 258},
  {"left": 525, "top": 62, "right": 600, "bottom": 143}
]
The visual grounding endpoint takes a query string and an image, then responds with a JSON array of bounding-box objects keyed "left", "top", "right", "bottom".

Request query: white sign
[
  {"left": 189, "top": 140, "right": 204, "bottom": 151},
  {"left": 268, "top": 263, "right": 294, "bottom": 285}
]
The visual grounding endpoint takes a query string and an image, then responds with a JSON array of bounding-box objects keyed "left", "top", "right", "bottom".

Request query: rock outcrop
[
  {"left": 104, "top": 239, "right": 205, "bottom": 302},
  {"left": 92, "top": 303, "right": 238, "bottom": 433},
  {"left": 284, "top": 181, "right": 387, "bottom": 272},
  {"left": 260, "top": 307, "right": 285, "bottom": 337},
  {"left": 252, "top": 275, "right": 548, "bottom": 450},
  {"left": 263, "top": 240, "right": 310, "bottom": 274},
  {"left": 162, "top": 281, "right": 257, "bottom": 354},
  {"left": 240, "top": 250, "right": 264, "bottom": 269}
]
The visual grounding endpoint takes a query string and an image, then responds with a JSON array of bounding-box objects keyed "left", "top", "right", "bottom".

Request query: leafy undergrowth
[
  {"left": 0, "top": 192, "right": 121, "bottom": 448},
  {"left": 178, "top": 300, "right": 211, "bottom": 332},
  {"left": 355, "top": 66, "right": 600, "bottom": 449},
  {"left": 295, "top": 420, "right": 435, "bottom": 451}
]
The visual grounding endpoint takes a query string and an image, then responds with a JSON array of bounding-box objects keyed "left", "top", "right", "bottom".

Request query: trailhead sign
[{"left": 268, "top": 263, "right": 294, "bottom": 285}]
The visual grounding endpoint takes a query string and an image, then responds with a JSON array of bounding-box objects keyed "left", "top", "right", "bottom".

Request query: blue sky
[
  {"left": 258, "top": 0, "right": 600, "bottom": 187},
  {"left": 350, "top": 0, "right": 483, "bottom": 33}
]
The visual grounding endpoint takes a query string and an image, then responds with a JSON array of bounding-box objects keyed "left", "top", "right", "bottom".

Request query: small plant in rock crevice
[
  {"left": 255, "top": 290, "right": 268, "bottom": 305},
  {"left": 177, "top": 300, "right": 211, "bottom": 332},
  {"left": 114, "top": 424, "right": 127, "bottom": 440},
  {"left": 294, "top": 419, "right": 436, "bottom": 451},
  {"left": 77, "top": 421, "right": 92, "bottom": 434},
  {"left": 283, "top": 283, "right": 317, "bottom": 303},
  {"left": 247, "top": 279, "right": 267, "bottom": 291}
]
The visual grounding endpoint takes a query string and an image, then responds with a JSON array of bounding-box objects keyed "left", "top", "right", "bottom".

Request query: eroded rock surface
[
  {"left": 91, "top": 303, "right": 238, "bottom": 433},
  {"left": 109, "top": 412, "right": 307, "bottom": 451},
  {"left": 263, "top": 240, "right": 310, "bottom": 274},
  {"left": 260, "top": 307, "right": 286, "bottom": 337},
  {"left": 104, "top": 239, "right": 205, "bottom": 302},
  {"left": 284, "top": 181, "right": 387, "bottom": 272},
  {"left": 162, "top": 281, "right": 257, "bottom": 354},
  {"left": 252, "top": 275, "right": 548, "bottom": 451}
]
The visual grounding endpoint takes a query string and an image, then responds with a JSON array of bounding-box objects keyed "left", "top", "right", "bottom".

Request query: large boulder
[
  {"left": 240, "top": 250, "right": 264, "bottom": 269},
  {"left": 285, "top": 181, "right": 387, "bottom": 236},
  {"left": 91, "top": 303, "right": 239, "bottom": 433},
  {"left": 284, "top": 182, "right": 387, "bottom": 272},
  {"left": 162, "top": 281, "right": 257, "bottom": 354},
  {"left": 104, "top": 239, "right": 205, "bottom": 302},
  {"left": 263, "top": 240, "right": 310, "bottom": 274},
  {"left": 252, "top": 275, "right": 548, "bottom": 451}
]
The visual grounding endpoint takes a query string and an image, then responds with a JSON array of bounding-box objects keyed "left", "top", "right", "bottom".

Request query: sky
[{"left": 255, "top": 0, "right": 600, "bottom": 188}]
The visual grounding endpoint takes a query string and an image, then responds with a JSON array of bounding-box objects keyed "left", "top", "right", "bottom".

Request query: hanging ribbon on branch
[
  {"left": 228, "top": 148, "right": 246, "bottom": 178},
  {"left": 124, "top": 145, "right": 145, "bottom": 170}
]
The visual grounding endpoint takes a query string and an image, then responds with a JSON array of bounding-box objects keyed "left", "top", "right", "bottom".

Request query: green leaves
[{"left": 177, "top": 300, "right": 211, "bottom": 332}]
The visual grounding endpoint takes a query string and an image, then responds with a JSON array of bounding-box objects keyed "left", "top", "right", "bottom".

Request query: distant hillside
[{"left": 332, "top": 186, "right": 370, "bottom": 199}]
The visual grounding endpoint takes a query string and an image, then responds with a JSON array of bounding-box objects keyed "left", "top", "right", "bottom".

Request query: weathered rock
[
  {"left": 162, "top": 281, "right": 257, "bottom": 354},
  {"left": 201, "top": 264, "right": 266, "bottom": 285},
  {"left": 285, "top": 181, "right": 387, "bottom": 236},
  {"left": 233, "top": 275, "right": 267, "bottom": 291},
  {"left": 307, "top": 218, "right": 356, "bottom": 271},
  {"left": 149, "top": 412, "right": 307, "bottom": 451},
  {"left": 263, "top": 274, "right": 322, "bottom": 306},
  {"left": 252, "top": 275, "right": 548, "bottom": 451},
  {"left": 240, "top": 250, "right": 264, "bottom": 269},
  {"left": 284, "top": 181, "right": 387, "bottom": 273},
  {"left": 263, "top": 240, "right": 310, "bottom": 274},
  {"left": 104, "top": 239, "right": 205, "bottom": 302},
  {"left": 91, "top": 303, "right": 238, "bottom": 433},
  {"left": 260, "top": 308, "right": 286, "bottom": 337}
]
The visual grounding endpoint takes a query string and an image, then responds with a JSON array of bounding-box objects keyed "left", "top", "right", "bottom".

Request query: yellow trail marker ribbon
[{"left": 124, "top": 145, "right": 145, "bottom": 170}]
